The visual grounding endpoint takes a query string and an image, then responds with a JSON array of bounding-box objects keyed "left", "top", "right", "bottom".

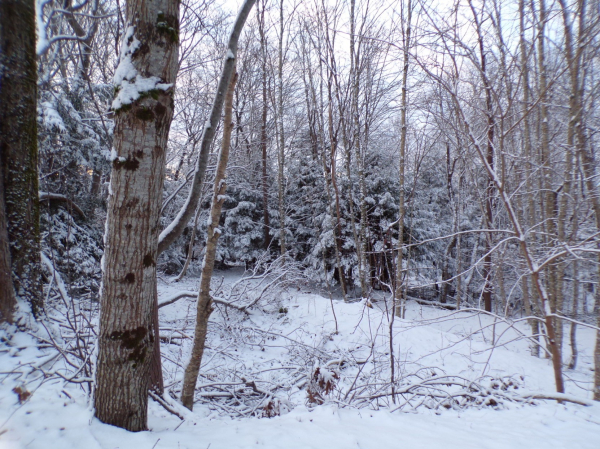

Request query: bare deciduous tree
[{"left": 94, "top": 0, "right": 180, "bottom": 431}]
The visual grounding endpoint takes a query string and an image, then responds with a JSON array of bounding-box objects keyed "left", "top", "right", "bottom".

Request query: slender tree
[
  {"left": 181, "top": 69, "right": 238, "bottom": 410},
  {"left": 257, "top": 0, "right": 271, "bottom": 250},
  {"left": 395, "top": 0, "right": 412, "bottom": 317}
]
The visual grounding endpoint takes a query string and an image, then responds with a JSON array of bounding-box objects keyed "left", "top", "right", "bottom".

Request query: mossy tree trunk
[
  {"left": 0, "top": 168, "right": 16, "bottom": 323},
  {"left": 0, "top": 0, "right": 42, "bottom": 318}
]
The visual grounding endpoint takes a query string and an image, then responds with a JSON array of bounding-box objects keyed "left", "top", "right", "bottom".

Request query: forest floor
[{"left": 1, "top": 268, "right": 599, "bottom": 448}]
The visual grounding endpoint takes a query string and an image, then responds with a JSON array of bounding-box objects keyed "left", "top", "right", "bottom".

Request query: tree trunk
[
  {"left": 0, "top": 167, "right": 16, "bottom": 323},
  {"left": 321, "top": 8, "right": 348, "bottom": 301},
  {"left": 568, "top": 259, "right": 579, "bottom": 370},
  {"left": 175, "top": 206, "right": 201, "bottom": 281},
  {"left": 258, "top": 0, "right": 271, "bottom": 251},
  {"left": 276, "top": 0, "right": 286, "bottom": 259},
  {"left": 181, "top": 71, "right": 238, "bottom": 411},
  {"left": 519, "top": 0, "right": 541, "bottom": 357},
  {"left": 395, "top": 0, "right": 411, "bottom": 315},
  {"left": 94, "top": 0, "right": 179, "bottom": 431},
  {"left": 0, "top": 0, "right": 42, "bottom": 317}
]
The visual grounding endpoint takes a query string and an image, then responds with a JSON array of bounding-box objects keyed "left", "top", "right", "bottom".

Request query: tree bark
[
  {"left": 321, "top": 6, "right": 348, "bottom": 301},
  {"left": 468, "top": 0, "right": 495, "bottom": 313},
  {"left": 395, "top": 0, "right": 411, "bottom": 315},
  {"left": 257, "top": 0, "right": 271, "bottom": 251},
  {"left": 94, "top": 0, "right": 179, "bottom": 431},
  {"left": 555, "top": 0, "right": 600, "bottom": 401},
  {"left": 519, "top": 0, "right": 540, "bottom": 357},
  {"left": 181, "top": 71, "right": 238, "bottom": 411},
  {"left": 0, "top": 168, "right": 16, "bottom": 323},
  {"left": 276, "top": 0, "right": 286, "bottom": 260},
  {"left": 0, "top": 0, "right": 42, "bottom": 317}
]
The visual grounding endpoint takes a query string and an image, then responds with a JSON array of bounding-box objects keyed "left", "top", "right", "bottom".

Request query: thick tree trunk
[
  {"left": 0, "top": 0, "right": 42, "bottom": 317},
  {"left": 0, "top": 168, "right": 16, "bottom": 323},
  {"left": 181, "top": 71, "right": 238, "bottom": 411},
  {"left": 94, "top": 0, "right": 179, "bottom": 431}
]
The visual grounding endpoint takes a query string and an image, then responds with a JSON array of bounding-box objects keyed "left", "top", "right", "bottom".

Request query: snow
[
  {"left": 35, "top": 0, "right": 52, "bottom": 55},
  {"left": 111, "top": 26, "right": 172, "bottom": 110},
  {"left": 1, "top": 271, "right": 599, "bottom": 448},
  {"left": 108, "top": 148, "right": 118, "bottom": 162},
  {"left": 227, "top": 49, "right": 236, "bottom": 60},
  {"left": 40, "top": 101, "right": 66, "bottom": 132},
  {"left": 1, "top": 396, "right": 598, "bottom": 449}
]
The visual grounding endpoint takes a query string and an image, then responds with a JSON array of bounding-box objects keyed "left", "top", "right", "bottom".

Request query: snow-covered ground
[{"left": 1, "top": 270, "right": 599, "bottom": 448}]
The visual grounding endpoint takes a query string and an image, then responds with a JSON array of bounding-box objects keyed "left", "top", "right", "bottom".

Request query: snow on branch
[
  {"left": 36, "top": 0, "right": 101, "bottom": 55},
  {"left": 158, "top": 291, "right": 246, "bottom": 312}
]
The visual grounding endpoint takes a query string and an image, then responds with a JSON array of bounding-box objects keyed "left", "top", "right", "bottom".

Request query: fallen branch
[
  {"left": 149, "top": 391, "right": 185, "bottom": 420},
  {"left": 158, "top": 291, "right": 246, "bottom": 312},
  {"left": 407, "top": 296, "right": 457, "bottom": 310},
  {"left": 39, "top": 192, "right": 86, "bottom": 219},
  {"left": 521, "top": 392, "right": 593, "bottom": 406}
]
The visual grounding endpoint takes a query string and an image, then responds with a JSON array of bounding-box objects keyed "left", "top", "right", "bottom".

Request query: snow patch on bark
[{"left": 111, "top": 26, "right": 172, "bottom": 110}]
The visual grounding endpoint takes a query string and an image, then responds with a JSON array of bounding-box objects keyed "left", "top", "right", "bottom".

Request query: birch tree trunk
[
  {"left": 395, "top": 0, "right": 411, "bottom": 316},
  {"left": 0, "top": 0, "right": 42, "bottom": 317},
  {"left": 94, "top": 0, "right": 179, "bottom": 431},
  {"left": 181, "top": 70, "right": 238, "bottom": 411}
]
